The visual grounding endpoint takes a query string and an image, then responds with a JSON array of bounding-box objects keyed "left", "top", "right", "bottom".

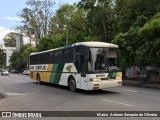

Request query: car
[
  {"left": 11, "top": 69, "right": 19, "bottom": 73},
  {"left": 1, "top": 70, "right": 9, "bottom": 76},
  {"left": 23, "top": 70, "right": 30, "bottom": 75}
]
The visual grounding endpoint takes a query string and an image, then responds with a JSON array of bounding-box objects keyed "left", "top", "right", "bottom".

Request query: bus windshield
[{"left": 88, "top": 48, "right": 120, "bottom": 71}]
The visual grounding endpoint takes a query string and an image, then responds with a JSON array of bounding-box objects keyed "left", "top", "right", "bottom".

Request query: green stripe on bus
[
  {"left": 49, "top": 64, "right": 65, "bottom": 84},
  {"left": 54, "top": 64, "right": 65, "bottom": 84},
  {"left": 49, "top": 64, "right": 58, "bottom": 83},
  {"left": 108, "top": 72, "right": 116, "bottom": 78}
]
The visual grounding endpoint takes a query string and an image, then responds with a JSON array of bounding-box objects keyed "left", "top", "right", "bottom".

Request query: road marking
[
  {"left": 100, "top": 99, "right": 133, "bottom": 107},
  {"left": 6, "top": 92, "right": 29, "bottom": 96},
  {"left": 122, "top": 89, "right": 138, "bottom": 93}
]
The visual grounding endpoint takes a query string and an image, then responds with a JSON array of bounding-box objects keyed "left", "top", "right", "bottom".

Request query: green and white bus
[{"left": 29, "top": 41, "right": 122, "bottom": 91}]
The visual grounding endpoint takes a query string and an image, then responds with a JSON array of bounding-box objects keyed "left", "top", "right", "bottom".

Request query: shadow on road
[
  {"left": 0, "top": 93, "right": 5, "bottom": 99},
  {"left": 30, "top": 82, "right": 119, "bottom": 96}
]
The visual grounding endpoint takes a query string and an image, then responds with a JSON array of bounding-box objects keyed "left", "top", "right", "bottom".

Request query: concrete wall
[{"left": 126, "top": 66, "right": 160, "bottom": 83}]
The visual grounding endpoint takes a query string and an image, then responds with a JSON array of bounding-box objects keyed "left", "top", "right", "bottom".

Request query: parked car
[
  {"left": 11, "top": 69, "right": 19, "bottom": 73},
  {"left": 1, "top": 70, "right": 9, "bottom": 76},
  {"left": 23, "top": 70, "right": 30, "bottom": 75}
]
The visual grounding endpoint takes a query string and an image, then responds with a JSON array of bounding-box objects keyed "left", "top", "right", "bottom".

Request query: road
[{"left": 0, "top": 74, "right": 160, "bottom": 120}]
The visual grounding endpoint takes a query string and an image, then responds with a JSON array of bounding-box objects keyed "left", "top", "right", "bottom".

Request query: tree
[
  {"left": 114, "top": 0, "right": 160, "bottom": 33},
  {"left": 49, "top": 4, "right": 75, "bottom": 45},
  {"left": 17, "top": 0, "right": 55, "bottom": 46},
  {"left": 3, "top": 32, "right": 16, "bottom": 47},
  {"left": 79, "top": 0, "right": 116, "bottom": 42},
  {"left": 49, "top": 3, "right": 88, "bottom": 45},
  {"left": 37, "top": 34, "right": 65, "bottom": 51},
  {"left": 0, "top": 47, "right": 6, "bottom": 68},
  {"left": 137, "top": 12, "right": 160, "bottom": 66},
  {"left": 112, "top": 0, "right": 160, "bottom": 67},
  {"left": 10, "top": 44, "right": 37, "bottom": 70},
  {"left": 15, "top": 0, "right": 160, "bottom": 68}
]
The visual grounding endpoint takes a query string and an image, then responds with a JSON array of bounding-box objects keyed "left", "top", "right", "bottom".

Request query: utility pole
[{"left": 66, "top": 25, "right": 68, "bottom": 45}]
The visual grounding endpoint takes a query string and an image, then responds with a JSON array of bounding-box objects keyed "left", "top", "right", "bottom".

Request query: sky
[{"left": 0, "top": 0, "right": 79, "bottom": 45}]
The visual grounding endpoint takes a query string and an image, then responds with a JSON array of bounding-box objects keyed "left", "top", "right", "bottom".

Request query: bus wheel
[
  {"left": 37, "top": 74, "right": 41, "bottom": 84},
  {"left": 68, "top": 77, "right": 76, "bottom": 92}
]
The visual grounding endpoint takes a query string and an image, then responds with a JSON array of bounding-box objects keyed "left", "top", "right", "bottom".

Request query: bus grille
[{"left": 101, "top": 77, "right": 116, "bottom": 80}]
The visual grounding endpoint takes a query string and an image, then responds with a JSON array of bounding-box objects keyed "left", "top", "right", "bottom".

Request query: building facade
[{"left": 6, "top": 47, "right": 16, "bottom": 67}]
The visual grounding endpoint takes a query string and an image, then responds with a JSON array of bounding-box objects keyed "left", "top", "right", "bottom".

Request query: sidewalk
[{"left": 123, "top": 79, "right": 160, "bottom": 89}]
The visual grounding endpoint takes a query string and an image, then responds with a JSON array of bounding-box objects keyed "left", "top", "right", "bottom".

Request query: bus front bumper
[{"left": 88, "top": 80, "right": 122, "bottom": 90}]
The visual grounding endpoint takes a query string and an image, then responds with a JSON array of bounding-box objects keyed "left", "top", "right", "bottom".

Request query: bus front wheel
[{"left": 68, "top": 77, "right": 76, "bottom": 92}]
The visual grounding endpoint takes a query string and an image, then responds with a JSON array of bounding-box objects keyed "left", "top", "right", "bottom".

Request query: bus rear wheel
[
  {"left": 68, "top": 77, "right": 76, "bottom": 92},
  {"left": 37, "top": 74, "right": 41, "bottom": 84}
]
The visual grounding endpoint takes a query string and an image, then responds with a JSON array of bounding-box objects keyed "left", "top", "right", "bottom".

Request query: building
[
  {"left": 6, "top": 47, "right": 16, "bottom": 67},
  {"left": 5, "top": 34, "right": 23, "bottom": 67}
]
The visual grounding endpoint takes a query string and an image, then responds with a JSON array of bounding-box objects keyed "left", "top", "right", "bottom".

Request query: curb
[{"left": 122, "top": 80, "right": 160, "bottom": 89}]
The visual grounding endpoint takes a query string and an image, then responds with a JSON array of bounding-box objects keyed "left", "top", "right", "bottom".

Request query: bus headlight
[{"left": 90, "top": 78, "right": 100, "bottom": 82}]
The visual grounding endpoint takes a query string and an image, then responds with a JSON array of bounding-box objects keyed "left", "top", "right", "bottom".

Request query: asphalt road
[{"left": 0, "top": 73, "right": 160, "bottom": 120}]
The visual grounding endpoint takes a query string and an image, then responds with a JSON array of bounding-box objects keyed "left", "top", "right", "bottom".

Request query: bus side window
[
  {"left": 75, "top": 45, "right": 88, "bottom": 55},
  {"left": 36, "top": 55, "right": 40, "bottom": 64},
  {"left": 30, "top": 55, "right": 34, "bottom": 65},
  {"left": 49, "top": 52, "right": 53, "bottom": 64},
  {"left": 64, "top": 48, "right": 74, "bottom": 63},
  {"left": 41, "top": 53, "right": 44, "bottom": 64},
  {"left": 75, "top": 45, "right": 88, "bottom": 72},
  {"left": 54, "top": 51, "right": 64, "bottom": 63},
  {"left": 52, "top": 52, "right": 55, "bottom": 63}
]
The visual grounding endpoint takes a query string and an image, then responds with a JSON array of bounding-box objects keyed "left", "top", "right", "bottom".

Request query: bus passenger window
[
  {"left": 54, "top": 51, "right": 63, "bottom": 63},
  {"left": 64, "top": 48, "right": 73, "bottom": 62}
]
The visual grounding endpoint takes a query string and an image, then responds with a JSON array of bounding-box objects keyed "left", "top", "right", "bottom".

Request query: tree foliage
[
  {"left": 49, "top": 4, "right": 88, "bottom": 46},
  {"left": 37, "top": 34, "right": 66, "bottom": 51},
  {"left": 112, "top": 0, "right": 160, "bottom": 67},
  {"left": 14, "top": 0, "right": 160, "bottom": 67},
  {"left": 10, "top": 44, "right": 37, "bottom": 69},
  {"left": 17, "top": 0, "right": 55, "bottom": 46},
  {"left": 3, "top": 32, "right": 16, "bottom": 47},
  {"left": 79, "top": 0, "right": 116, "bottom": 42},
  {"left": 0, "top": 47, "right": 6, "bottom": 68},
  {"left": 137, "top": 12, "right": 160, "bottom": 66}
]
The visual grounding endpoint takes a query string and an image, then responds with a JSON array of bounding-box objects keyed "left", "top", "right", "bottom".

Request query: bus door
[
  {"left": 80, "top": 54, "right": 88, "bottom": 90},
  {"left": 75, "top": 45, "right": 89, "bottom": 90}
]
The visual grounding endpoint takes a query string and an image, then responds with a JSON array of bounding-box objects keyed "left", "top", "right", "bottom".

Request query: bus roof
[
  {"left": 30, "top": 45, "right": 72, "bottom": 56},
  {"left": 30, "top": 41, "right": 118, "bottom": 56},
  {"left": 73, "top": 41, "right": 118, "bottom": 48}
]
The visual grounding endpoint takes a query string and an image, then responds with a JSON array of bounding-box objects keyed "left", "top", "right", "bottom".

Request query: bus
[{"left": 29, "top": 41, "right": 122, "bottom": 91}]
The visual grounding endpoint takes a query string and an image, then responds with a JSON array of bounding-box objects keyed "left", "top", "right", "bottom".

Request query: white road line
[
  {"left": 6, "top": 92, "right": 29, "bottom": 96},
  {"left": 122, "top": 89, "right": 138, "bottom": 93},
  {"left": 100, "top": 99, "right": 133, "bottom": 107}
]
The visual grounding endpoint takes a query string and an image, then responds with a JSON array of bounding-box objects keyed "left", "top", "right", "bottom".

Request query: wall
[{"left": 125, "top": 66, "right": 160, "bottom": 83}]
